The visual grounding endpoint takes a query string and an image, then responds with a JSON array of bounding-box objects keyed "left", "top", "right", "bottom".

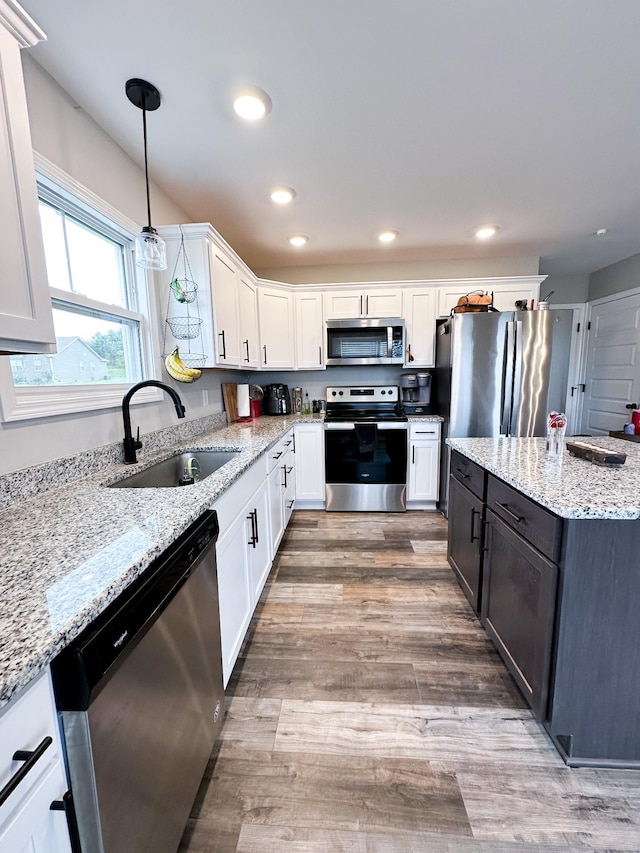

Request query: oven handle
[{"left": 324, "top": 422, "right": 408, "bottom": 430}]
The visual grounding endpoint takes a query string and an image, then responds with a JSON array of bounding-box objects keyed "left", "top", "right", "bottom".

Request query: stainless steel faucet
[{"left": 122, "top": 380, "right": 186, "bottom": 464}]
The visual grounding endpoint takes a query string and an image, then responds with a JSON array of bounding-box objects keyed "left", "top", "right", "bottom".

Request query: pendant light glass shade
[
  {"left": 135, "top": 226, "right": 166, "bottom": 270},
  {"left": 126, "top": 78, "right": 167, "bottom": 270}
]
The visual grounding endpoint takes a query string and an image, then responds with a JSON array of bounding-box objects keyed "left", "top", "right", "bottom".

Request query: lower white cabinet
[
  {"left": 267, "top": 431, "right": 295, "bottom": 557},
  {"left": 213, "top": 459, "right": 271, "bottom": 686},
  {"left": 0, "top": 670, "right": 72, "bottom": 853},
  {"left": 407, "top": 422, "right": 441, "bottom": 508},
  {"left": 294, "top": 423, "right": 325, "bottom": 508}
]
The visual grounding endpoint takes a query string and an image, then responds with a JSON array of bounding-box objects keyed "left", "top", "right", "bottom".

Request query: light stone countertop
[
  {"left": 447, "top": 435, "right": 640, "bottom": 520},
  {"left": 0, "top": 413, "right": 322, "bottom": 710}
]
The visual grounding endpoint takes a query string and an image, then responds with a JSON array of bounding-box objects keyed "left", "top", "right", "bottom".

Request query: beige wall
[{"left": 254, "top": 256, "right": 540, "bottom": 284}]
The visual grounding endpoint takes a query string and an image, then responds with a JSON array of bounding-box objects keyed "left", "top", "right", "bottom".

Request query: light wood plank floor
[{"left": 179, "top": 511, "right": 640, "bottom": 853}]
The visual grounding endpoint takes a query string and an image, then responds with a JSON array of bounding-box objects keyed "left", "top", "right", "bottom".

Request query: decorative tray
[{"left": 566, "top": 441, "right": 627, "bottom": 467}]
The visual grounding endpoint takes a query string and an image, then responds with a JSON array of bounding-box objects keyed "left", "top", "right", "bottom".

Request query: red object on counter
[
  {"left": 632, "top": 410, "right": 640, "bottom": 434},
  {"left": 250, "top": 398, "right": 261, "bottom": 419}
]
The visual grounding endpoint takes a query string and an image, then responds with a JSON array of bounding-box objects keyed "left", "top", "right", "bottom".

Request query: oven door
[{"left": 324, "top": 422, "right": 407, "bottom": 511}]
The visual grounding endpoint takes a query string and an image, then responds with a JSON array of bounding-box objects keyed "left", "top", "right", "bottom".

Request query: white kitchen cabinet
[
  {"left": 0, "top": 670, "right": 72, "bottom": 853},
  {"left": 258, "top": 285, "right": 296, "bottom": 369},
  {"left": 403, "top": 286, "right": 437, "bottom": 367},
  {"left": 238, "top": 273, "right": 260, "bottom": 368},
  {"left": 0, "top": 7, "right": 56, "bottom": 355},
  {"left": 266, "top": 430, "right": 295, "bottom": 557},
  {"left": 437, "top": 277, "right": 545, "bottom": 317},
  {"left": 295, "top": 291, "right": 325, "bottom": 370},
  {"left": 213, "top": 458, "right": 269, "bottom": 685},
  {"left": 323, "top": 287, "right": 403, "bottom": 320},
  {"left": 407, "top": 422, "right": 441, "bottom": 508},
  {"left": 294, "top": 423, "right": 325, "bottom": 508},
  {"left": 210, "top": 245, "right": 242, "bottom": 366}
]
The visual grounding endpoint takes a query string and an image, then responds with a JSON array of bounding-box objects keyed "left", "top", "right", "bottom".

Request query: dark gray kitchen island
[{"left": 447, "top": 435, "right": 640, "bottom": 768}]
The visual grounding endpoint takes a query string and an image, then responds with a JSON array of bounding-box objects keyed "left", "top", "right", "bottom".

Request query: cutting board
[{"left": 221, "top": 383, "right": 238, "bottom": 423}]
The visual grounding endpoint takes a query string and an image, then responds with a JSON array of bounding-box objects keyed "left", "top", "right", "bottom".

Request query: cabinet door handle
[
  {"left": 244, "top": 340, "right": 250, "bottom": 362},
  {"left": 482, "top": 519, "right": 491, "bottom": 554},
  {"left": 0, "top": 736, "right": 53, "bottom": 807},
  {"left": 412, "top": 445, "right": 415, "bottom": 464},
  {"left": 470, "top": 507, "right": 480, "bottom": 543},
  {"left": 254, "top": 508, "right": 259, "bottom": 544},
  {"left": 360, "top": 294, "right": 363, "bottom": 315},
  {"left": 455, "top": 467, "right": 469, "bottom": 480},
  {"left": 287, "top": 499, "right": 295, "bottom": 509},
  {"left": 416, "top": 430, "right": 436, "bottom": 434},
  {"left": 218, "top": 330, "right": 226, "bottom": 359},
  {"left": 496, "top": 501, "right": 524, "bottom": 524},
  {"left": 50, "top": 790, "right": 82, "bottom": 853},
  {"left": 282, "top": 464, "right": 288, "bottom": 489},
  {"left": 319, "top": 345, "right": 322, "bottom": 365},
  {"left": 366, "top": 294, "right": 369, "bottom": 314},
  {"left": 263, "top": 345, "right": 268, "bottom": 365},
  {"left": 247, "top": 509, "right": 257, "bottom": 548}
]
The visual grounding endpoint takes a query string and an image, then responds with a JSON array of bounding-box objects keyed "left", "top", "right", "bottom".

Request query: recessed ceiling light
[
  {"left": 270, "top": 187, "right": 296, "bottom": 204},
  {"left": 288, "top": 235, "right": 308, "bottom": 247},
  {"left": 233, "top": 87, "right": 272, "bottom": 120},
  {"left": 475, "top": 225, "right": 499, "bottom": 239},
  {"left": 378, "top": 230, "right": 398, "bottom": 243},
  {"left": 595, "top": 228, "right": 608, "bottom": 237}
]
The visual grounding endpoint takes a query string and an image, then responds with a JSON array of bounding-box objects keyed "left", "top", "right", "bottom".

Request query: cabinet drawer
[
  {"left": 450, "top": 450, "right": 485, "bottom": 500},
  {"left": 409, "top": 422, "right": 440, "bottom": 441},
  {"left": 487, "top": 476, "right": 561, "bottom": 562},
  {"left": 266, "top": 430, "right": 294, "bottom": 473}
]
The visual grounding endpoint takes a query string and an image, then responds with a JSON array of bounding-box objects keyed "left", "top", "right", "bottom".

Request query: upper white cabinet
[
  {"left": 238, "top": 273, "right": 260, "bottom": 368},
  {"left": 403, "top": 286, "right": 437, "bottom": 367},
  {"left": 210, "top": 245, "right": 242, "bottom": 367},
  {"left": 0, "top": 6, "right": 56, "bottom": 355},
  {"left": 323, "top": 287, "right": 403, "bottom": 320},
  {"left": 295, "top": 291, "right": 325, "bottom": 370},
  {"left": 258, "top": 284, "right": 295, "bottom": 369},
  {"left": 436, "top": 277, "right": 545, "bottom": 317}
]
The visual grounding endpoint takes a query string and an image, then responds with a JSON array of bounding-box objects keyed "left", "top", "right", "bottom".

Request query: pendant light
[{"left": 126, "top": 78, "right": 167, "bottom": 270}]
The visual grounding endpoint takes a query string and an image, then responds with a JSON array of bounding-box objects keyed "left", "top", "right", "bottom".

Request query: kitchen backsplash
[{"left": 0, "top": 412, "right": 227, "bottom": 511}]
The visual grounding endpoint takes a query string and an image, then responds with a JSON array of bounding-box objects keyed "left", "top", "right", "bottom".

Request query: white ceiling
[{"left": 18, "top": 0, "right": 640, "bottom": 275}]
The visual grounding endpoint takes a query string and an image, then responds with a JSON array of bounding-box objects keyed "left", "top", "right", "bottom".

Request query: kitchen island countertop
[
  {"left": 448, "top": 435, "right": 640, "bottom": 520},
  {"left": 0, "top": 414, "right": 321, "bottom": 710}
]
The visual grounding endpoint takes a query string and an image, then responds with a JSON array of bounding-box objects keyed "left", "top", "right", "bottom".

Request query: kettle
[{"left": 263, "top": 384, "right": 292, "bottom": 415}]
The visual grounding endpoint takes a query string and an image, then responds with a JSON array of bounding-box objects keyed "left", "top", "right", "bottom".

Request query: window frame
[{"left": 0, "top": 154, "right": 162, "bottom": 422}]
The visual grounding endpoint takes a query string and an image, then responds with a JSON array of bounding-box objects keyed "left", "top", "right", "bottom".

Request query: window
[
  {"left": 0, "top": 158, "right": 159, "bottom": 421},
  {"left": 10, "top": 194, "right": 144, "bottom": 388}
]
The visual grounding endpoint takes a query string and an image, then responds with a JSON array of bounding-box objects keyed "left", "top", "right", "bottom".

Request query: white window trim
[{"left": 0, "top": 153, "right": 163, "bottom": 422}]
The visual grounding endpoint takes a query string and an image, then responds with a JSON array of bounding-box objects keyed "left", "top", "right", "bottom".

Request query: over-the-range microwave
[{"left": 326, "top": 318, "right": 405, "bottom": 366}]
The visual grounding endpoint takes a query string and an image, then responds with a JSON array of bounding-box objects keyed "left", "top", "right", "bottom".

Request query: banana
[{"left": 164, "top": 347, "right": 202, "bottom": 383}]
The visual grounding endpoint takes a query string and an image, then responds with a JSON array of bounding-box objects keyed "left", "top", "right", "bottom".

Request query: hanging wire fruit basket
[
  {"left": 166, "top": 316, "right": 203, "bottom": 340},
  {"left": 169, "top": 276, "right": 198, "bottom": 304},
  {"left": 179, "top": 351, "right": 207, "bottom": 368}
]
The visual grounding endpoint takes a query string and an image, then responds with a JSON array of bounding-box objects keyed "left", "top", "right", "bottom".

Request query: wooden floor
[{"left": 179, "top": 511, "right": 640, "bottom": 853}]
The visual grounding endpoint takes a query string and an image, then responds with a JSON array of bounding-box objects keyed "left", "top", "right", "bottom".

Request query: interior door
[{"left": 580, "top": 292, "right": 640, "bottom": 434}]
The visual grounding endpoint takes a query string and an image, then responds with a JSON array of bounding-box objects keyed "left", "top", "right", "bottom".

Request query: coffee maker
[
  {"left": 263, "top": 383, "right": 292, "bottom": 415},
  {"left": 400, "top": 372, "right": 432, "bottom": 415}
]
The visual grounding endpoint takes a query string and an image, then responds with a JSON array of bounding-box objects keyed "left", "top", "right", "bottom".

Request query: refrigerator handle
[
  {"left": 510, "top": 320, "right": 524, "bottom": 436},
  {"left": 501, "top": 320, "right": 516, "bottom": 435}
]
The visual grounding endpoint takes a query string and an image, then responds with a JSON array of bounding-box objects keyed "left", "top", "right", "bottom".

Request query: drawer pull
[
  {"left": 470, "top": 507, "right": 481, "bottom": 543},
  {"left": 51, "top": 790, "right": 82, "bottom": 853},
  {"left": 0, "top": 736, "right": 52, "bottom": 807},
  {"left": 455, "top": 468, "right": 470, "bottom": 480},
  {"left": 496, "top": 501, "right": 524, "bottom": 523},
  {"left": 272, "top": 451, "right": 283, "bottom": 459}
]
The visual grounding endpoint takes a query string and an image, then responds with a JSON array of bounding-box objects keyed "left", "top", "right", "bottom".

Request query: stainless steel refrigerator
[{"left": 435, "top": 310, "right": 572, "bottom": 513}]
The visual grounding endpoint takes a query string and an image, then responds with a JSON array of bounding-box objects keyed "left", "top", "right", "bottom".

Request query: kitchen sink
[{"left": 108, "top": 450, "right": 241, "bottom": 488}]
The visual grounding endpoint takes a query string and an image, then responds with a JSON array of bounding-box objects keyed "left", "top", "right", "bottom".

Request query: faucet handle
[{"left": 134, "top": 426, "right": 142, "bottom": 450}]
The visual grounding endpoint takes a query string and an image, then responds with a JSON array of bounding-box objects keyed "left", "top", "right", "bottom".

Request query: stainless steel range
[{"left": 324, "top": 385, "right": 408, "bottom": 512}]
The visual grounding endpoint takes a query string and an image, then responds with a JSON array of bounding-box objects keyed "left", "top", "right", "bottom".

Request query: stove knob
[
  {"left": 331, "top": 391, "right": 337, "bottom": 396},
  {"left": 338, "top": 391, "right": 344, "bottom": 396},
  {"left": 381, "top": 389, "right": 386, "bottom": 395}
]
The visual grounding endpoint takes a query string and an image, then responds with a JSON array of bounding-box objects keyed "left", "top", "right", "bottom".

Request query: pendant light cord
[{"left": 141, "top": 97, "right": 152, "bottom": 229}]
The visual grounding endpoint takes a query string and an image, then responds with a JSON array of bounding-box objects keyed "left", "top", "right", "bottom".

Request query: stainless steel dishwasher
[{"left": 51, "top": 510, "right": 224, "bottom": 853}]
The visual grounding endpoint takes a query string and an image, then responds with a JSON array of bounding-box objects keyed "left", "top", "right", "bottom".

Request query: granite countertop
[
  {"left": 406, "top": 415, "right": 444, "bottom": 422},
  {"left": 448, "top": 436, "right": 640, "bottom": 520},
  {"left": 0, "top": 413, "right": 322, "bottom": 710}
]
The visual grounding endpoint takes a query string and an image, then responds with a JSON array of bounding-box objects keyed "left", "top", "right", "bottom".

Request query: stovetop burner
[{"left": 324, "top": 385, "right": 407, "bottom": 423}]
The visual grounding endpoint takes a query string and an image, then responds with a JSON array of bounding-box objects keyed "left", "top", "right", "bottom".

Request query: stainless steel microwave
[{"left": 326, "top": 318, "right": 405, "bottom": 366}]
